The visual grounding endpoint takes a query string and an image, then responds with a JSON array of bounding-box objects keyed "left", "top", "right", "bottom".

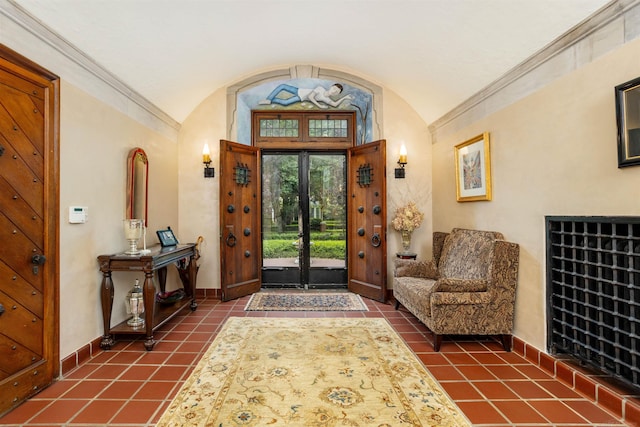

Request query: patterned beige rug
[
  {"left": 157, "top": 317, "right": 471, "bottom": 426},
  {"left": 244, "top": 291, "right": 369, "bottom": 311}
]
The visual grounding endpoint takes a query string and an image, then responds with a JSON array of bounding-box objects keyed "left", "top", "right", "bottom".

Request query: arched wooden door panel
[
  {"left": 347, "top": 140, "right": 387, "bottom": 302},
  {"left": 219, "top": 140, "right": 261, "bottom": 301}
]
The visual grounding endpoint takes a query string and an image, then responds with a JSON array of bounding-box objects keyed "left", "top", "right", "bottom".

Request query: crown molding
[
  {"left": 0, "top": 0, "right": 180, "bottom": 133},
  {"left": 429, "top": 0, "right": 640, "bottom": 139}
]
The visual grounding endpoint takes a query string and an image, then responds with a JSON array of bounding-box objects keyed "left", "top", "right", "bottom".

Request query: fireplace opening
[{"left": 546, "top": 216, "right": 639, "bottom": 393}]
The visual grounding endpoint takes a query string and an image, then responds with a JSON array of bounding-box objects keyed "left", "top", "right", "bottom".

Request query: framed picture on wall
[
  {"left": 615, "top": 76, "right": 640, "bottom": 168},
  {"left": 454, "top": 132, "right": 492, "bottom": 202}
]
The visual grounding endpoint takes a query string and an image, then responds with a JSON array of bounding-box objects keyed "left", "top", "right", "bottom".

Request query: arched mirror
[{"left": 126, "top": 147, "right": 148, "bottom": 226}]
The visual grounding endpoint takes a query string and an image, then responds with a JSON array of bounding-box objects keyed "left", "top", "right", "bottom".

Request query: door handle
[
  {"left": 0, "top": 304, "right": 4, "bottom": 316},
  {"left": 0, "top": 143, "right": 4, "bottom": 157},
  {"left": 31, "top": 254, "right": 46, "bottom": 275},
  {"left": 225, "top": 232, "right": 237, "bottom": 247},
  {"left": 32, "top": 254, "right": 46, "bottom": 265}
]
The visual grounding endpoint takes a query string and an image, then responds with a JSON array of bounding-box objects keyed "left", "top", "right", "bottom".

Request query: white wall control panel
[{"left": 69, "top": 206, "right": 88, "bottom": 223}]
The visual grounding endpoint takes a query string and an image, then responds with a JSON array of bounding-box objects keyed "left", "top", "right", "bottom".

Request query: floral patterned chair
[{"left": 393, "top": 228, "right": 520, "bottom": 351}]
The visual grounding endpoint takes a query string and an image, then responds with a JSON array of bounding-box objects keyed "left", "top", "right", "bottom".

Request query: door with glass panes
[{"left": 261, "top": 151, "right": 347, "bottom": 288}]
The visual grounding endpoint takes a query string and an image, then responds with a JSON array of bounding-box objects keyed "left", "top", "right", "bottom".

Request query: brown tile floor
[{"left": 0, "top": 294, "right": 634, "bottom": 426}]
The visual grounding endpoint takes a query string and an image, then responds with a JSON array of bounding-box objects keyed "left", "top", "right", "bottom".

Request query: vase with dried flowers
[{"left": 391, "top": 201, "right": 424, "bottom": 253}]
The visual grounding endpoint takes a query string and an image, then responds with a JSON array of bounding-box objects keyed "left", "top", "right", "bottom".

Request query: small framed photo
[
  {"left": 615, "top": 76, "right": 640, "bottom": 168},
  {"left": 454, "top": 132, "right": 492, "bottom": 202},
  {"left": 156, "top": 228, "right": 179, "bottom": 247}
]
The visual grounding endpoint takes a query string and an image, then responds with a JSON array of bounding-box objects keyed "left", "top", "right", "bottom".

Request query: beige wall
[
  {"left": 59, "top": 82, "right": 179, "bottom": 358},
  {"left": 431, "top": 37, "right": 640, "bottom": 351},
  {"left": 177, "top": 80, "right": 432, "bottom": 291}
]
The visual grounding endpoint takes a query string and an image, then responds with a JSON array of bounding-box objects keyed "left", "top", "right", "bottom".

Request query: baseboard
[{"left": 512, "top": 336, "right": 640, "bottom": 424}]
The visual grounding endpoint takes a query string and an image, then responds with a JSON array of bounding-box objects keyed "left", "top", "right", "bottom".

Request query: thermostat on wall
[{"left": 69, "top": 206, "right": 88, "bottom": 223}]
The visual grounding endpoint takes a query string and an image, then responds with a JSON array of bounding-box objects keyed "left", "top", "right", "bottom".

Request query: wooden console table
[{"left": 98, "top": 244, "right": 197, "bottom": 350}]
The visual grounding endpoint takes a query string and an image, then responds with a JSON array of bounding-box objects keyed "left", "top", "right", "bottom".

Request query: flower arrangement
[{"left": 391, "top": 201, "right": 424, "bottom": 233}]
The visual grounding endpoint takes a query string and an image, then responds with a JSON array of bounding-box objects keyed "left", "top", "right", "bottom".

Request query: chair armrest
[{"left": 394, "top": 259, "right": 438, "bottom": 279}]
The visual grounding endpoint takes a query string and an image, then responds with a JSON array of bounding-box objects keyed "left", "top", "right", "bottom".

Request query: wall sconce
[
  {"left": 203, "top": 143, "right": 215, "bottom": 178},
  {"left": 395, "top": 144, "right": 407, "bottom": 178}
]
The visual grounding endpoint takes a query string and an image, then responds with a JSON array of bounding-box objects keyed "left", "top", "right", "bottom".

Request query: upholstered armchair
[{"left": 393, "top": 228, "right": 520, "bottom": 351}]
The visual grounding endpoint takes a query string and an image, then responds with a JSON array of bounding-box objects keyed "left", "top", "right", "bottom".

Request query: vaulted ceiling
[{"left": 14, "top": 0, "right": 611, "bottom": 124}]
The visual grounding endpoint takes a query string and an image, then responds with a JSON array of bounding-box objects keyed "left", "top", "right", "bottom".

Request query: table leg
[
  {"left": 188, "top": 255, "right": 198, "bottom": 311},
  {"left": 99, "top": 271, "right": 115, "bottom": 349},
  {"left": 142, "top": 269, "right": 156, "bottom": 351}
]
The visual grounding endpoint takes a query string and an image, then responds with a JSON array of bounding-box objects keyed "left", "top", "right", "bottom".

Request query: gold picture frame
[{"left": 454, "top": 132, "right": 492, "bottom": 202}]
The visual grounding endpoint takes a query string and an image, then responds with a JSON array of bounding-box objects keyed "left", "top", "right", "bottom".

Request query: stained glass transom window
[
  {"left": 259, "top": 119, "right": 299, "bottom": 138},
  {"left": 308, "top": 119, "right": 348, "bottom": 138}
]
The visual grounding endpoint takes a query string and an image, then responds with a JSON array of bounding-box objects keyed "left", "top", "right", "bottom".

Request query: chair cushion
[
  {"left": 438, "top": 228, "right": 503, "bottom": 280},
  {"left": 436, "top": 277, "right": 487, "bottom": 292}
]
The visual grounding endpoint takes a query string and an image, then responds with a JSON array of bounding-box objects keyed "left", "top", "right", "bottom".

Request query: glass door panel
[
  {"left": 308, "top": 154, "right": 347, "bottom": 285},
  {"left": 261, "top": 153, "right": 301, "bottom": 286}
]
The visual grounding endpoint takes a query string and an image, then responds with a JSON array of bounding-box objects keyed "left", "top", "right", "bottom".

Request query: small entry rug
[
  {"left": 157, "top": 317, "right": 471, "bottom": 426},
  {"left": 244, "top": 291, "right": 369, "bottom": 311}
]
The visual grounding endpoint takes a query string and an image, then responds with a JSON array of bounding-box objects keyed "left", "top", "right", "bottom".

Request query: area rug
[
  {"left": 244, "top": 291, "right": 369, "bottom": 311},
  {"left": 157, "top": 317, "right": 471, "bottom": 426}
]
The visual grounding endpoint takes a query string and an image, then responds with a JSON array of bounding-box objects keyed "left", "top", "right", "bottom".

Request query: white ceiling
[{"left": 14, "top": 0, "right": 611, "bottom": 124}]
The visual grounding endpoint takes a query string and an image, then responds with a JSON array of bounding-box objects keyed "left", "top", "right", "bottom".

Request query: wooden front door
[
  {"left": 0, "top": 46, "right": 59, "bottom": 415},
  {"left": 347, "top": 140, "right": 387, "bottom": 302},
  {"left": 219, "top": 140, "right": 261, "bottom": 301}
]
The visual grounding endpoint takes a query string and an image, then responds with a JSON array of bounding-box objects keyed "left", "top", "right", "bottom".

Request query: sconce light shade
[
  {"left": 203, "top": 143, "right": 215, "bottom": 178},
  {"left": 395, "top": 143, "right": 407, "bottom": 179}
]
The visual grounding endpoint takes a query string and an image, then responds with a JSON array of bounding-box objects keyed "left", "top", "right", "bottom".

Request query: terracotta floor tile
[
  {"left": 176, "top": 340, "right": 208, "bottom": 353},
  {"left": 565, "top": 399, "right": 622, "bottom": 424},
  {"left": 537, "top": 379, "right": 584, "bottom": 399},
  {"left": 504, "top": 380, "right": 554, "bottom": 399},
  {"left": 28, "top": 399, "right": 89, "bottom": 424},
  {"left": 0, "top": 400, "right": 50, "bottom": 424},
  {"left": 63, "top": 363, "right": 99, "bottom": 379},
  {"left": 457, "top": 364, "right": 498, "bottom": 381},
  {"left": 62, "top": 380, "right": 112, "bottom": 398},
  {"left": 166, "top": 351, "right": 199, "bottom": 365},
  {"left": 120, "top": 364, "right": 160, "bottom": 380},
  {"left": 136, "top": 350, "right": 173, "bottom": 365},
  {"left": 98, "top": 380, "right": 144, "bottom": 399},
  {"left": 150, "top": 365, "right": 188, "bottom": 381},
  {"left": 134, "top": 381, "right": 179, "bottom": 400},
  {"left": 417, "top": 352, "right": 449, "bottom": 366},
  {"left": 456, "top": 401, "right": 508, "bottom": 424},
  {"left": 109, "top": 399, "right": 162, "bottom": 424},
  {"left": 492, "top": 400, "right": 548, "bottom": 424},
  {"left": 424, "top": 365, "right": 465, "bottom": 381},
  {"left": 486, "top": 365, "right": 527, "bottom": 379},
  {"left": 69, "top": 399, "right": 125, "bottom": 424},
  {"left": 86, "top": 363, "right": 128, "bottom": 380},
  {"left": 514, "top": 364, "right": 554, "bottom": 380},
  {"left": 444, "top": 352, "right": 477, "bottom": 365},
  {"left": 469, "top": 352, "right": 507, "bottom": 365},
  {"left": 440, "top": 381, "right": 483, "bottom": 400},
  {"left": 406, "top": 340, "right": 433, "bottom": 353},
  {"left": 473, "top": 381, "right": 520, "bottom": 400},
  {"left": 107, "top": 350, "right": 144, "bottom": 364},
  {"left": 529, "top": 400, "right": 588, "bottom": 424},
  {"left": 32, "top": 379, "right": 78, "bottom": 399}
]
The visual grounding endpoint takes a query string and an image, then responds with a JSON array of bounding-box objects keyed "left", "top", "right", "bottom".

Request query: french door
[{"left": 261, "top": 151, "right": 347, "bottom": 288}]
